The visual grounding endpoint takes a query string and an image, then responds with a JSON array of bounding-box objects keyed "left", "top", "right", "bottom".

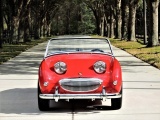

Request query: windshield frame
[{"left": 44, "top": 38, "right": 114, "bottom": 58}]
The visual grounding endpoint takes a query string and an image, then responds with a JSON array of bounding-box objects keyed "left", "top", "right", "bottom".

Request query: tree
[
  {"left": 107, "top": 0, "right": 115, "bottom": 38},
  {"left": 22, "top": 0, "right": 31, "bottom": 42},
  {"left": 121, "top": 0, "right": 129, "bottom": 40},
  {"left": 51, "top": 0, "right": 95, "bottom": 35},
  {"left": 128, "top": 0, "right": 140, "bottom": 41},
  {"left": 115, "top": 0, "right": 122, "bottom": 39},
  {"left": 0, "top": 0, "right": 3, "bottom": 48},
  {"left": 4, "top": 0, "right": 31, "bottom": 43},
  {"left": 78, "top": 2, "right": 96, "bottom": 34},
  {"left": 147, "top": 0, "right": 159, "bottom": 47},
  {"left": 10, "top": 0, "right": 23, "bottom": 42},
  {"left": 84, "top": 0, "right": 106, "bottom": 36},
  {"left": 31, "top": 0, "right": 61, "bottom": 39},
  {"left": 0, "top": 0, "right": 159, "bottom": 47}
]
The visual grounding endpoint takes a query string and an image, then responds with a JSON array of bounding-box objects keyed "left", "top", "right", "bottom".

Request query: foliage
[
  {"left": 0, "top": 0, "right": 160, "bottom": 48},
  {"left": 51, "top": 0, "right": 96, "bottom": 35},
  {"left": 78, "top": 2, "right": 96, "bottom": 34}
]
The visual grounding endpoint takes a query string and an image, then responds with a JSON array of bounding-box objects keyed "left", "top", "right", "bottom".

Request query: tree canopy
[{"left": 0, "top": 0, "right": 159, "bottom": 48}]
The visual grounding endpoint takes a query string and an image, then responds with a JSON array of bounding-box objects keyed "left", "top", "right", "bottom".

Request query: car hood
[{"left": 41, "top": 53, "right": 114, "bottom": 78}]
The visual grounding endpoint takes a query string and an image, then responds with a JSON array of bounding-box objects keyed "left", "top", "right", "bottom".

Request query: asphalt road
[{"left": 0, "top": 36, "right": 160, "bottom": 120}]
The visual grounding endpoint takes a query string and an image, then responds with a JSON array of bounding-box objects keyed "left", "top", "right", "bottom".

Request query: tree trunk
[
  {"left": 110, "top": 13, "right": 115, "bottom": 38},
  {"left": 40, "top": 18, "right": 45, "bottom": 38},
  {"left": 24, "top": 4, "right": 31, "bottom": 42},
  {"left": 104, "top": 16, "right": 108, "bottom": 36},
  {"left": 9, "top": 0, "right": 23, "bottom": 43},
  {"left": 66, "top": 8, "right": 70, "bottom": 34},
  {"left": 18, "top": 26, "right": 23, "bottom": 42},
  {"left": 34, "top": 2, "right": 40, "bottom": 39},
  {"left": 100, "top": 15, "right": 105, "bottom": 36},
  {"left": 147, "top": 0, "right": 159, "bottom": 47},
  {"left": 43, "top": 20, "right": 47, "bottom": 37},
  {"left": 12, "top": 16, "right": 20, "bottom": 43},
  {"left": 47, "top": 23, "right": 51, "bottom": 37},
  {"left": 115, "top": 0, "right": 122, "bottom": 39},
  {"left": 24, "top": 17, "right": 30, "bottom": 42},
  {"left": 34, "top": 17, "right": 40, "bottom": 39},
  {"left": 96, "top": 18, "right": 100, "bottom": 35},
  {"left": 0, "top": 0, "right": 3, "bottom": 48},
  {"left": 92, "top": 10, "right": 100, "bottom": 35},
  {"left": 6, "top": 13, "right": 12, "bottom": 44},
  {"left": 128, "top": 0, "right": 137, "bottom": 41},
  {"left": 121, "top": 0, "right": 129, "bottom": 40},
  {"left": 46, "top": 12, "right": 51, "bottom": 37}
]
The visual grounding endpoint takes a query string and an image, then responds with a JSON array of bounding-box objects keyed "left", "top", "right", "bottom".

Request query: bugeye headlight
[
  {"left": 54, "top": 61, "right": 67, "bottom": 74},
  {"left": 94, "top": 61, "right": 106, "bottom": 73}
]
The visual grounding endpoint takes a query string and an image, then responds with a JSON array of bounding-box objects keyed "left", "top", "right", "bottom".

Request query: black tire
[
  {"left": 111, "top": 89, "right": 122, "bottom": 110},
  {"left": 38, "top": 83, "right": 50, "bottom": 111}
]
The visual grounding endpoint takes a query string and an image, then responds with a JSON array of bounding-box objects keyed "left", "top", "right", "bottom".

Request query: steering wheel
[{"left": 91, "top": 48, "right": 104, "bottom": 52}]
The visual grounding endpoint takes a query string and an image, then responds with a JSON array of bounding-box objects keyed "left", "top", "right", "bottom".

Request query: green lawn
[
  {"left": 1, "top": 37, "right": 160, "bottom": 70},
  {"left": 109, "top": 38, "right": 160, "bottom": 69},
  {"left": 0, "top": 38, "right": 49, "bottom": 64}
]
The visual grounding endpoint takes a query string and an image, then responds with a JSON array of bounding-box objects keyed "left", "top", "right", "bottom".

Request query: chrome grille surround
[{"left": 59, "top": 78, "right": 102, "bottom": 92}]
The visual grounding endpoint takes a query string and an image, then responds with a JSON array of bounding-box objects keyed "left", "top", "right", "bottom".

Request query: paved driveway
[{"left": 0, "top": 36, "right": 160, "bottom": 120}]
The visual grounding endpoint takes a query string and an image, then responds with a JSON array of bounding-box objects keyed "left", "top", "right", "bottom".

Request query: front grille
[{"left": 59, "top": 78, "right": 102, "bottom": 92}]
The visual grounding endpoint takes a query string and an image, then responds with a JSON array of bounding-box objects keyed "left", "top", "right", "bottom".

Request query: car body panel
[{"left": 39, "top": 53, "right": 122, "bottom": 93}]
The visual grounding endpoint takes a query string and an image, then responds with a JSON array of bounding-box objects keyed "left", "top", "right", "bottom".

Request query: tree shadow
[
  {"left": 0, "top": 88, "right": 115, "bottom": 115},
  {"left": 0, "top": 53, "right": 43, "bottom": 75},
  {"left": 120, "top": 60, "right": 150, "bottom": 67}
]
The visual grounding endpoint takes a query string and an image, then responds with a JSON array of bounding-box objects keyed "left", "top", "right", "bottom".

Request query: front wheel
[
  {"left": 111, "top": 89, "right": 122, "bottom": 110},
  {"left": 38, "top": 83, "right": 50, "bottom": 111}
]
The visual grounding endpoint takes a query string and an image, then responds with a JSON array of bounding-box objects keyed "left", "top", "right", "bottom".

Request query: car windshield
[{"left": 45, "top": 38, "right": 113, "bottom": 57}]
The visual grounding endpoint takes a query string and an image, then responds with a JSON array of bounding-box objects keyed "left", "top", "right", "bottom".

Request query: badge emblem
[{"left": 78, "top": 72, "right": 82, "bottom": 77}]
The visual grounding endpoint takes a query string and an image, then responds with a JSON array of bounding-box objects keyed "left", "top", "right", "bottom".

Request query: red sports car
[{"left": 38, "top": 37, "right": 122, "bottom": 111}]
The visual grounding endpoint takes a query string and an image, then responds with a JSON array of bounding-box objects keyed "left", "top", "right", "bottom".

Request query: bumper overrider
[{"left": 39, "top": 78, "right": 122, "bottom": 102}]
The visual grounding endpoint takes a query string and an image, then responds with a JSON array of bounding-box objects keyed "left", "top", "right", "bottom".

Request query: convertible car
[{"left": 38, "top": 37, "right": 122, "bottom": 111}]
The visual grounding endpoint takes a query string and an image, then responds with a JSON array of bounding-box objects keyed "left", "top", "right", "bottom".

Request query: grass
[
  {"left": 1, "top": 36, "right": 160, "bottom": 70},
  {"left": 0, "top": 38, "right": 49, "bottom": 64},
  {"left": 109, "top": 38, "right": 160, "bottom": 70}
]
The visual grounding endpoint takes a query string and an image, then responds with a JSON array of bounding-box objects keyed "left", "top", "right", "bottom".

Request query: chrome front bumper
[{"left": 39, "top": 87, "right": 122, "bottom": 102}]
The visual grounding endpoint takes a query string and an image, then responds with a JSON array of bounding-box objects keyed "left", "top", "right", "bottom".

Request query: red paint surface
[{"left": 39, "top": 53, "right": 122, "bottom": 94}]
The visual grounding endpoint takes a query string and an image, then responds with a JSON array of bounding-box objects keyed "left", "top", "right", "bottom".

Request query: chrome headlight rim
[
  {"left": 54, "top": 61, "right": 67, "bottom": 74},
  {"left": 93, "top": 61, "right": 106, "bottom": 74}
]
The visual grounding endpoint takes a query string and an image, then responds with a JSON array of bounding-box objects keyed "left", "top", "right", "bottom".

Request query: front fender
[{"left": 111, "top": 58, "right": 122, "bottom": 92}]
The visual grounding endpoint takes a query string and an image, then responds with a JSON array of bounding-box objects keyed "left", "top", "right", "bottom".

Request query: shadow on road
[
  {"left": 0, "top": 88, "right": 115, "bottom": 115},
  {"left": 0, "top": 54, "right": 43, "bottom": 75}
]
